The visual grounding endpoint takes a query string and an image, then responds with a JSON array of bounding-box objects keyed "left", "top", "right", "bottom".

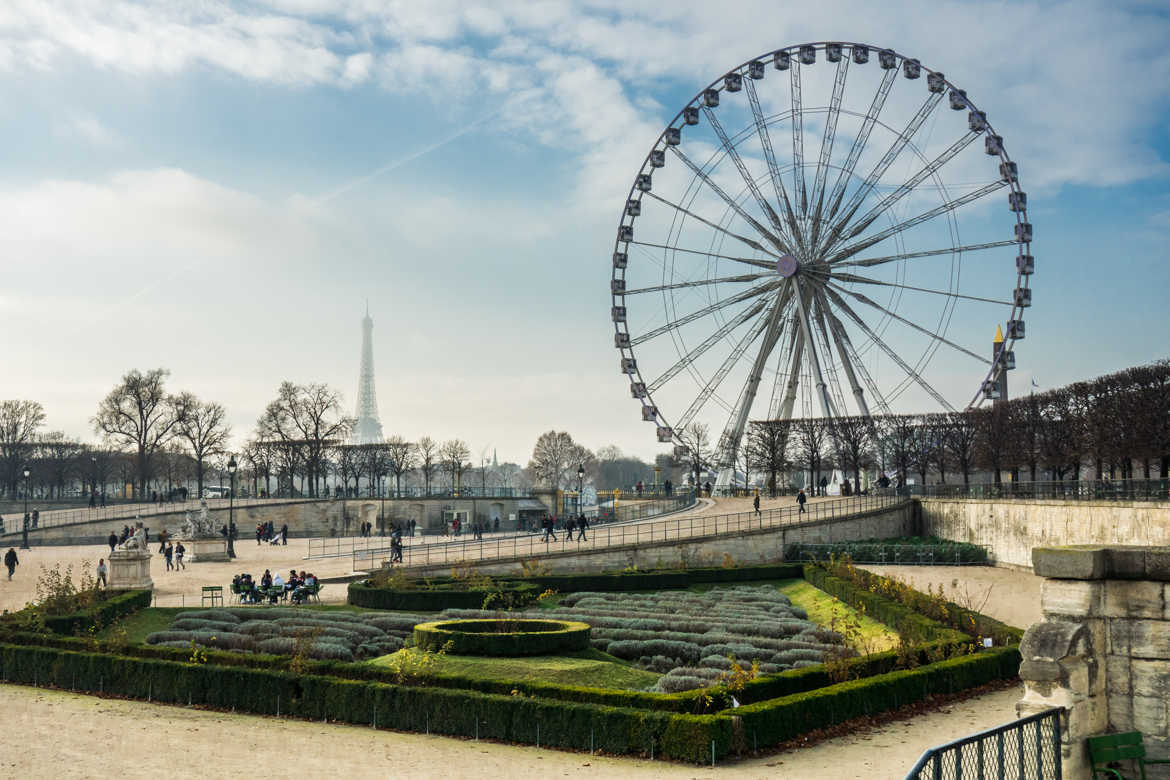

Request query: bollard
[
  {"left": 148, "top": 681, "right": 152, "bottom": 702},
  {"left": 711, "top": 740, "right": 715, "bottom": 766},
  {"left": 426, "top": 713, "right": 429, "bottom": 735},
  {"left": 277, "top": 695, "right": 280, "bottom": 717},
  {"left": 590, "top": 729, "right": 594, "bottom": 755},
  {"left": 536, "top": 722, "right": 539, "bottom": 749},
  {"left": 373, "top": 704, "right": 376, "bottom": 729}
]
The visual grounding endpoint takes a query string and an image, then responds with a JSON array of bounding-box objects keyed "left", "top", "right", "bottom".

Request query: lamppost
[
  {"left": 90, "top": 456, "right": 98, "bottom": 504},
  {"left": 226, "top": 455, "right": 237, "bottom": 559},
  {"left": 380, "top": 470, "right": 388, "bottom": 537},
  {"left": 577, "top": 464, "right": 585, "bottom": 518},
  {"left": 20, "top": 465, "right": 31, "bottom": 550}
]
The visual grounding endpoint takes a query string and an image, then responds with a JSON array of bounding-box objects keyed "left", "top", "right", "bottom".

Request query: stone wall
[
  {"left": 393, "top": 501, "right": 914, "bottom": 579},
  {"left": 920, "top": 497, "right": 1170, "bottom": 570},
  {"left": 1017, "top": 545, "right": 1170, "bottom": 779}
]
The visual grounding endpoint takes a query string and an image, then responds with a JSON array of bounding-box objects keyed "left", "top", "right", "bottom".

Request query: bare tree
[
  {"left": 676, "top": 423, "right": 713, "bottom": 491},
  {"left": 0, "top": 400, "right": 45, "bottom": 497},
  {"left": 528, "top": 431, "right": 583, "bottom": 489},
  {"left": 747, "top": 420, "right": 790, "bottom": 497},
  {"left": 878, "top": 415, "right": 917, "bottom": 487},
  {"left": 792, "top": 417, "right": 828, "bottom": 491},
  {"left": 441, "top": 439, "right": 471, "bottom": 491},
  {"left": 172, "top": 392, "right": 231, "bottom": 497},
  {"left": 92, "top": 368, "right": 181, "bottom": 498},
  {"left": 943, "top": 411, "right": 979, "bottom": 485},
  {"left": 256, "top": 382, "right": 353, "bottom": 497},
  {"left": 416, "top": 436, "right": 440, "bottom": 495},
  {"left": 827, "top": 416, "right": 871, "bottom": 491},
  {"left": 36, "top": 432, "right": 83, "bottom": 499}
]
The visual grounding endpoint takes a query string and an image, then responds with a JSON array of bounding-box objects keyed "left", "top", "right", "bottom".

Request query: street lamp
[
  {"left": 226, "top": 455, "right": 237, "bottom": 559},
  {"left": 577, "top": 464, "right": 585, "bottom": 518},
  {"left": 90, "top": 456, "right": 98, "bottom": 505},
  {"left": 380, "top": 470, "right": 388, "bottom": 537},
  {"left": 20, "top": 465, "right": 30, "bottom": 550}
]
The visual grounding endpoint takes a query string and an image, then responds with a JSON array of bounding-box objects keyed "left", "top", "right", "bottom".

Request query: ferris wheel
[{"left": 610, "top": 42, "right": 1032, "bottom": 484}]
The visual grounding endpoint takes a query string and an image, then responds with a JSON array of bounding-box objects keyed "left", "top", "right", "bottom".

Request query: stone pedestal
[
  {"left": 185, "top": 537, "right": 230, "bottom": 563},
  {"left": 107, "top": 549, "right": 153, "bottom": 591}
]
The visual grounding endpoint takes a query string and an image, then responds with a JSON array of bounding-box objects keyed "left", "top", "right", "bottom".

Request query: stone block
[
  {"left": 1042, "top": 579, "right": 1104, "bottom": 618},
  {"left": 1110, "top": 692, "right": 1135, "bottom": 732},
  {"left": 1151, "top": 550, "right": 1170, "bottom": 581},
  {"left": 1128, "top": 620, "right": 1170, "bottom": 658},
  {"left": 1020, "top": 659, "right": 1061, "bottom": 682},
  {"left": 1106, "top": 655, "right": 1132, "bottom": 695},
  {"left": 1104, "top": 580, "right": 1165, "bottom": 618},
  {"left": 1133, "top": 694, "right": 1168, "bottom": 736},
  {"left": 1109, "top": 620, "right": 1131, "bottom": 656},
  {"left": 1034, "top": 546, "right": 1108, "bottom": 579},
  {"left": 1132, "top": 659, "right": 1170, "bottom": 699},
  {"left": 1109, "top": 547, "right": 1150, "bottom": 579}
]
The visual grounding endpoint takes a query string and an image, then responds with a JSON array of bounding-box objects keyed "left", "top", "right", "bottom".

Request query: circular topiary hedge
[{"left": 412, "top": 619, "right": 591, "bottom": 656}]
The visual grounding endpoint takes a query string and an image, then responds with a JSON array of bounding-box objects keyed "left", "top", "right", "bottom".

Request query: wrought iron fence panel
[{"left": 905, "top": 707, "right": 1063, "bottom": 780}]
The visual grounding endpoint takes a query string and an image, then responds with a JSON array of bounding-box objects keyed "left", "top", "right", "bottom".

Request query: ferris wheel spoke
[
  {"left": 811, "top": 296, "right": 848, "bottom": 416},
  {"left": 820, "top": 91, "right": 945, "bottom": 254},
  {"left": 699, "top": 107, "right": 792, "bottom": 252},
  {"left": 629, "top": 279, "right": 779, "bottom": 347},
  {"left": 670, "top": 146, "right": 787, "bottom": 253},
  {"left": 642, "top": 191, "right": 782, "bottom": 258},
  {"left": 808, "top": 55, "right": 851, "bottom": 248},
  {"left": 817, "top": 290, "right": 890, "bottom": 416},
  {"left": 790, "top": 62, "right": 808, "bottom": 217},
  {"left": 791, "top": 279, "right": 836, "bottom": 419},
  {"left": 832, "top": 130, "right": 979, "bottom": 248},
  {"left": 712, "top": 284, "right": 792, "bottom": 467},
  {"left": 812, "top": 290, "right": 861, "bottom": 416},
  {"left": 625, "top": 272, "right": 770, "bottom": 296},
  {"left": 674, "top": 294, "right": 785, "bottom": 432},
  {"left": 824, "top": 67, "right": 898, "bottom": 224},
  {"left": 777, "top": 320, "right": 805, "bottom": 420},
  {"left": 828, "top": 271, "right": 1014, "bottom": 306},
  {"left": 646, "top": 300, "right": 768, "bottom": 393},
  {"left": 837, "top": 240, "right": 1017, "bottom": 269},
  {"left": 827, "top": 180, "right": 1007, "bottom": 264},
  {"left": 630, "top": 240, "right": 778, "bottom": 271},
  {"left": 766, "top": 323, "right": 797, "bottom": 418},
  {"left": 822, "top": 285, "right": 956, "bottom": 411},
  {"left": 743, "top": 75, "right": 805, "bottom": 254},
  {"left": 826, "top": 281, "right": 991, "bottom": 364}
]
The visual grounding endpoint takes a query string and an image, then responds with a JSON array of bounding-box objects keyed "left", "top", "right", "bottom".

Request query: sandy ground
[
  {"left": 859, "top": 565, "right": 1044, "bottom": 629},
  {"left": 0, "top": 681, "right": 1021, "bottom": 779}
]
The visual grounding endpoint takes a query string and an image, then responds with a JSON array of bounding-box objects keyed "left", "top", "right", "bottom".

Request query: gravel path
[{"left": 0, "top": 682, "right": 1022, "bottom": 779}]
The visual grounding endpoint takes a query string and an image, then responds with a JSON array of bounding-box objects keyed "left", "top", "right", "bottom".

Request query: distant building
[{"left": 353, "top": 305, "right": 384, "bottom": 445}]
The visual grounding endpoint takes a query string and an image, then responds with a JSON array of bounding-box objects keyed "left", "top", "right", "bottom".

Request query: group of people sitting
[{"left": 231, "top": 569, "right": 318, "bottom": 604}]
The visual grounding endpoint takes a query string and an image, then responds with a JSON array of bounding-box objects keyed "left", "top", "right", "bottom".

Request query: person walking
[
  {"left": 96, "top": 559, "right": 108, "bottom": 588},
  {"left": 818, "top": 475, "right": 828, "bottom": 497},
  {"left": 108, "top": 531, "right": 118, "bottom": 553},
  {"left": 542, "top": 515, "right": 557, "bottom": 542},
  {"left": 174, "top": 541, "right": 185, "bottom": 570},
  {"left": 753, "top": 493, "right": 761, "bottom": 516},
  {"left": 565, "top": 515, "right": 576, "bottom": 542},
  {"left": 577, "top": 513, "right": 588, "bottom": 542},
  {"left": 797, "top": 488, "right": 807, "bottom": 514},
  {"left": 163, "top": 542, "right": 174, "bottom": 572},
  {"left": 280, "top": 523, "right": 288, "bottom": 545},
  {"left": 4, "top": 548, "right": 18, "bottom": 580}
]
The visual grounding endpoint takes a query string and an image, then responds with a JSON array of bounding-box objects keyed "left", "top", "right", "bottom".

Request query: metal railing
[
  {"left": 338, "top": 487, "right": 533, "bottom": 499},
  {"left": 914, "top": 478, "right": 1170, "bottom": 502},
  {"left": 0, "top": 496, "right": 321, "bottom": 534},
  {"left": 785, "top": 542, "right": 991, "bottom": 566},
  {"left": 351, "top": 492, "right": 906, "bottom": 572},
  {"left": 905, "top": 707, "right": 1063, "bottom": 780}
]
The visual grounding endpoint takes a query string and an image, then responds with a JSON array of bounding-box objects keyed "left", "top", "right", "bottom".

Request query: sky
[{"left": 1, "top": 0, "right": 1169, "bottom": 465}]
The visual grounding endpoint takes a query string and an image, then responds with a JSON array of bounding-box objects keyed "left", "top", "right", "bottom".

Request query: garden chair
[
  {"left": 307, "top": 583, "right": 323, "bottom": 603},
  {"left": 201, "top": 586, "right": 224, "bottom": 607},
  {"left": 1088, "top": 732, "right": 1170, "bottom": 780}
]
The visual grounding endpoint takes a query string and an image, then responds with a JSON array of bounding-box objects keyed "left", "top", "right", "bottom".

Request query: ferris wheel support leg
[
  {"left": 778, "top": 325, "right": 805, "bottom": 420},
  {"left": 792, "top": 279, "right": 836, "bottom": 420},
  {"left": 714, "top": 281, "right": 790, "bottom": 487}
]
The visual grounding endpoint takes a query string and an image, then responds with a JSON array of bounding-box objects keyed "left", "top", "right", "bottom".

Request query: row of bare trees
[{"left": 743, "top": 360, "right": 1170, "bottom": 491}]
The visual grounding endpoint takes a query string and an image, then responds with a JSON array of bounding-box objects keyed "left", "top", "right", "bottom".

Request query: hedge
[
  {"left": 347, "top": 581, "right": 542, "bottom": 611},
  {"left": 803, "top": 564, "right": 1022, "bottom": 646},
  {"left": 802, "top": 566, "right": 968, "bottom": 644},
  {"left": 347, "top": 564, "right": 806, "bottom": 610},
  {"left": 0, "top": 641, "right": 724, "bottom": 763},
  {"left": 734, "top": 646, "right": 1021, "bottom": 746},
  {"left": 412, "top": 619, "right": 591, "bottom": 656},
  {"left": 42, "top": 590, "right": 153, "bottom": 635},
  {"left": 785, "top": 538, "right": 989, "bottom": 565}
]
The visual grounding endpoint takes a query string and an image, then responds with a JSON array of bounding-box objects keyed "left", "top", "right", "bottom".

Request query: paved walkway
[{"left": 0, "top": 681, "right": 1021, "bottom": 779}]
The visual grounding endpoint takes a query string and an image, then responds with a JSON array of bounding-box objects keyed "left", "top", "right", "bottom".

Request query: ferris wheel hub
[{"left": 777, "top": 254, "right": 799, "bottom": 278}]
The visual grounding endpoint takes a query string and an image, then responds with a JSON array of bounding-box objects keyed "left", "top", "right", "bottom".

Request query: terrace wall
[
  {"left": 400, "top": 501, "right": 914, "bottom": 579},
  {"left": 920, "top": 497, "right": 1170, "bottom": 570}
]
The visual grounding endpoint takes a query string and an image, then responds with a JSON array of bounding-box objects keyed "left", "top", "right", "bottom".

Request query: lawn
[
  {"left": 776, "top": 578, "right": 901, "bottom": 653},
  {"left": 371, "top": 647, "right": 662, "bottom": 690}
]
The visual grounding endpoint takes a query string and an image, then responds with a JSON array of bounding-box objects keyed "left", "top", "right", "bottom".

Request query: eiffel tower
[{"left": 353, "top": 304, "right": 384, "bottom": 445}]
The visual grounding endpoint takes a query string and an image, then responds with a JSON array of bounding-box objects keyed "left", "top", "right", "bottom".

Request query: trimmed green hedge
[
  {"left": 735, "top": 646, "right": 1021, "bottom": 746},
  {"left": 42, "top": 590, "right": 153, "bottom": 635},
  {"left": 803, "top": 566, "right": 968, "bottom": 644},
  {"left": 347, "top": 564, "right": 806, "bottom": 610},
  {"left": 785, "top": 537, "right": 989, "bottom": 565},
  {"left": 412, "top": 619, "right": 591, "bottom": 656},
  {"left": 803, "top": 564, "right": 1023, "bottom": 646},
  {"left": 347, "top": 581, "right": 542, "bottom": 611},
  {"left": 0, "top": 641, "right": 722, "bottom": 763}
]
